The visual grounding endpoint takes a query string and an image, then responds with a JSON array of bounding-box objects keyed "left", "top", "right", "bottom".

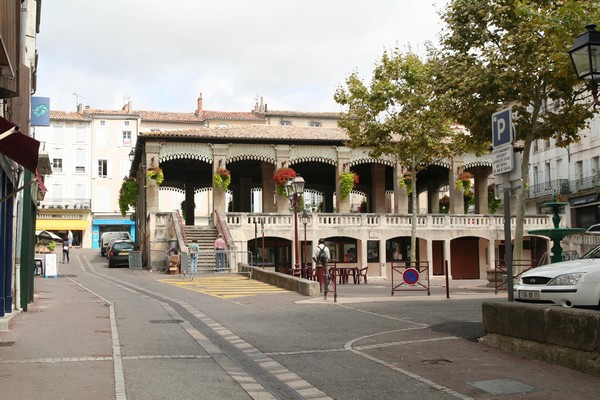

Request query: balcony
[
  {"left": 39, "top": 198, "right": 91, "bottom": 210},
  {"left": 526, "top": 179, "right": 570, "bottom": 199}
]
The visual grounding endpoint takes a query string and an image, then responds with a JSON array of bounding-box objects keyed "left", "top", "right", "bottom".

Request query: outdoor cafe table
[{"left": 334, "top": 266, "right": 358, "bottom": 284}]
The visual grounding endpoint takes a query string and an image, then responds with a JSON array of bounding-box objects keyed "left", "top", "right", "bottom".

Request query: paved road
[{"left": 1, "top": 248, "right": 599, "bottom": 399}]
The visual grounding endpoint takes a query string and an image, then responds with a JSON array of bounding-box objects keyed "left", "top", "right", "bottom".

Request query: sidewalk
[{"left": 0, "top": 266, "right": 116, "bottom": 400}]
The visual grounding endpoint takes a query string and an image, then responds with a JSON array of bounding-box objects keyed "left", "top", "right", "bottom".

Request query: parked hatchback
[
  {"left": 107, "top": 240, "right": 135, "bottom": 268},
  {"left": 514, "top": 244, "right": 600, "bottom": 308}
]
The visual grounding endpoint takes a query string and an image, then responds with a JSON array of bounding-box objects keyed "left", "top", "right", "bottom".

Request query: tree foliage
[
  {"left": 119, "top": 178, "right": 139, "bottom": 216},
  {"left": 432, "top": 0, "right": 599, "bottom": 261},
  {"left": 335, "top": 48, "right": 467, "bottom": 260}
]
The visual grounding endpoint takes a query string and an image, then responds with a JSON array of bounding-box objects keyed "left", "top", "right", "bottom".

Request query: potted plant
[
  {"left": 118, "top": 178, "right": 139, "bottom": 216},
  {"left": 455, "top": 171, "right": 473, "bottom": 193},
  {"left": 439, "top": 195, "right": 450, "bottom": 213},
  {"left": 398, "top": 171, "right": 412, "bottom": 194},
  {"left": 213, "top": 167, "right": 231, "bottom": 191},
  {"left": 273, "top": 167, "right": 296, "bottom": 196},
  {"left": 339, "top": 171, "right": 359, "bottom": 200},
  {"left": 146, "top": 167, "right": 164, "bottom": 186}
]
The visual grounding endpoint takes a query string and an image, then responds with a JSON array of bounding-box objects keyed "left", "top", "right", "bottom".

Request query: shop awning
[
  {"left": 36, "top": 219, "right": 90, "bottom": 231},
  {"left": 0, "top": 116, "right": 40, "bottom": 172}
]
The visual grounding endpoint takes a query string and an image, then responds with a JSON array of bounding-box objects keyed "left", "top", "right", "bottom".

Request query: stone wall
[{"left": 481, "top": 302, "right": 600, "bottom": 377}]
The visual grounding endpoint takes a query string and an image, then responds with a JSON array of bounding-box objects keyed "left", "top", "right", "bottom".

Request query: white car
[{"left": 514, "top": 245, "right": 600, "bottom": 308}]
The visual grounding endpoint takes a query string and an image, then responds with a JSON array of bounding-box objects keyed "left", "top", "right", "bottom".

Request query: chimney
[
  {"left": 260, "top": 97, "right": 264, "bottom": 112},
  {"left": 77, "top": 103, "right": 83, "bottom": 113},
  {"left": 196, "top": 93, "right": 203, "bottom": 115}
]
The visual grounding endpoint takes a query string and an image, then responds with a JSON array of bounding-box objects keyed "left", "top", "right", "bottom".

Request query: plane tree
[
  {"left": 431, "top": 0, "right": 599, "bottom": 262},
  {"left": 334, "top": 48, "right": 467, "bottom": 261}
]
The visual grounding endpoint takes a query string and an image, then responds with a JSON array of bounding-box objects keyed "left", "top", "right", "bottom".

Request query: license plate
[
  {"left": 518, "top": 290, "right": 540, "bottom": 300},
  {"left": 121, "top": 252, "right": 129, "bottom": 255}
]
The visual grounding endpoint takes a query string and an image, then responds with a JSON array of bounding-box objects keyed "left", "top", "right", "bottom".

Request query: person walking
[
  {"left": 62, "top": 237, "right": 70, "bottom": 263},
  {"left": 214, "top": 233, "right": 226, "bottom": 271},
  {"left": 188, "top": 239, "right": 200, "bottom": 275},
  {"left": 312, "top": 238, "right": 330, "bottom": 293}
]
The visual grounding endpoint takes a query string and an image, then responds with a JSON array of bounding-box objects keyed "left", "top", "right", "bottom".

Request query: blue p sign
[{"left": 492, "top": 109, "right": 512, "bottom": 148}]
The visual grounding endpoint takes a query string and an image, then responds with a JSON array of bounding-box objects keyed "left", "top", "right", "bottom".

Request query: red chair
[{"left": 356, "top": 266, "right": 368, "bottom": 284}]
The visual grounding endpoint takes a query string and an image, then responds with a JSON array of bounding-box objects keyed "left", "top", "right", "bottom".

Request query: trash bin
[
  {"left": 168, "top": 238, "right": 178, "bottom": 251},
  {"left": 129, "top": 251, "right": 142, "bottom": 270}
]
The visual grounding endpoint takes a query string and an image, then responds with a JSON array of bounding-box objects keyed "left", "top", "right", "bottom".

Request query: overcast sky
[{"left": 36, "top": 1, "right": 449, "bottom": 114}]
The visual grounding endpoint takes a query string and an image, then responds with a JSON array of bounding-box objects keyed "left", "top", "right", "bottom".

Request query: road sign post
[{"left": 492, "top": 108, "right": 515, "bottom": 302}]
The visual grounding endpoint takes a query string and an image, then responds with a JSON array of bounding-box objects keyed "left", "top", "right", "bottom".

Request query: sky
[{"left": 36, "top": 0, "right": 449, "bottom": 114}]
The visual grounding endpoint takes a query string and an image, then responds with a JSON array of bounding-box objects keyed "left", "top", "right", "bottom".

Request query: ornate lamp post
[
  {"left": 302, "top": 210, "right": 308, "bottom": 272},
  {"left": 285, "top": 175, "right": 305, "bottom": 272},
  {"left": 568, "top": 24, "right": 600, "bottom": 107}
]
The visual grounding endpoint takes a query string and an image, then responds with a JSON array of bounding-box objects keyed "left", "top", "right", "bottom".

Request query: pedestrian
[
  {"left": 188, "top": 239, "right": 200, "bottom": 274},
  {"left": 312, "top": 238, "right": 330, "bottom": 292},
  {"left": 214, "top": 233, "right": 226, "bottom": 271},
  {"left": 67, "top": 230, "right": 73, "bottom": 247},
  {"left": 62, "top": 237, "right": 70, "bottom": 263}
]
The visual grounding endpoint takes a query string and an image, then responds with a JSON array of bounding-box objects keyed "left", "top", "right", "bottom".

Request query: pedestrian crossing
[{"left": 159, "top": 275, "right": 288, "bottom": 299}]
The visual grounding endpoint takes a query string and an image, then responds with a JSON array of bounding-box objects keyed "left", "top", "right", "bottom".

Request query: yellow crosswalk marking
[{"left": 159, "top": 275, "right": 288, "bottom": 299}]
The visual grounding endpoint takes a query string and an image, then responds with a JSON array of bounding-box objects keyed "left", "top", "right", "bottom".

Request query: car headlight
[{"left": 547, "top": 273, "right": 585, "bottom": 286}]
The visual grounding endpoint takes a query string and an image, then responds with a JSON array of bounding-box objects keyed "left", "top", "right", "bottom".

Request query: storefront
[
  {"left": 92, "top": 218, "right": 135, "bottom": 249},
  {"left": 569, "top": 193, "right": 599, "bottom": 229}
]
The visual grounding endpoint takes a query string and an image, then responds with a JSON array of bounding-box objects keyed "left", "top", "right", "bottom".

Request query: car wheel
[{"left": 108, "top": 261, "right": 114, "bottom": 268}]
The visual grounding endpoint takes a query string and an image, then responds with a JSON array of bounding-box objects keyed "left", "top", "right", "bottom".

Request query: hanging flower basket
[
  {"left": 273, "top": 167, "right": 296, "bottom": 196},
  {"left": 146, "top": 167, "right": 164, "bottom": 186},
  {"left": 398, "top": 172, "right": 413, "bottom": 194},
  {"left": 439, "top": 195, "right": 450, "bottom": 214},
  {"left": 213, "top": 167, "right": 231, "bottom": 191},
  {"left": 455, "top": 171, "right": 473, "bottom": 193},
  {"left": 339, "top": 172, "right": 359, "bottom": 200}
]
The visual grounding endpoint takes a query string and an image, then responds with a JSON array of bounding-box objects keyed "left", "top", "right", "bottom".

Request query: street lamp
[
  {"left": 302, "top": 210, "right": 309, "bottom": 271},
  {"left": 285, "top": 175, "right": 305, "bottom": 273},
  {"left": 128, "top": 147, "right": 135, "bottom": 162},
  {"left": 568, "top": 24, "right": 600, "bottom": 107}
]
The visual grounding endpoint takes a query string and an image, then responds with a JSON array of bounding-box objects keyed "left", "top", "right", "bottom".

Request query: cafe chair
[{"left": 356, "top": 266, "right": 368, "bottom": 284}]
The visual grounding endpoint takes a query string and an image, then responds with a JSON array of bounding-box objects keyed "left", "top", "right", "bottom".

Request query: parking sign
[{"left": 492, "top": 109, "right": 513, "bottom": 148}]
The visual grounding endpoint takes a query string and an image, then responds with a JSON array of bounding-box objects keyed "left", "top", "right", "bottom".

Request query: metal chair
[{"left": 356, "top": 266, "right": 368, "bottom": 284}]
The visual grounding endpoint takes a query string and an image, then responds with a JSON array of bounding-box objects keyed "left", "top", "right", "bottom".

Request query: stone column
[
  {"left": 379, "top": 238, "right": 387, "bottom": 278},
  {"left": 336, "top": 147, "right": 352, "bottom": 213},
  {"left": 371, "top": 164, "right": 386, "bottom": 213},
  {"left": 394, "top": 162, "right": 409, "bottom": 214},
  {"left": 261, "top": 162, "right": 276, "bottom": 213},
  {"left": 449, "top": 157, "right": 465, "bottom": 214},
  {"left": 212, "top": 144, "right": 228, "bottom": 216},
  {"left": 444, "top": 239, "right": 452, "bottom": 278},
  {"left": 275, "top": 146, "right": 291, "bottom": 213},
  {"left": 428, "top": 183, "right": 440, "bottom": 213},
  {"left": 473, "top": 167, "right": 491, "bottom": 214},
  {"left": 145, "top": 142, "right": 160, "bottom": 213}
]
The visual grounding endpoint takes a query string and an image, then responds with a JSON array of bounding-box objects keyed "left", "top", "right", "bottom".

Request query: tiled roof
[
  {"left": 49, "top": 111, "right": 90, "bottom": 121},
  {"left": 261, "top": 110, "right": 342, "bottom": 119},
  {"left": 201, "top": 110, "right": 265, "bottom": 121},
  {"left": 139, "top": 125, "right": 348, "bottom": 141},
  {"left": 138, "top": 110, "right": 204, "bottom": 123}
]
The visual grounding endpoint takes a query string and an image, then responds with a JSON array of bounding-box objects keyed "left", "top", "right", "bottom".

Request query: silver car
[{"left": 514, "top": 245, "right": 600, "bottom": 308}]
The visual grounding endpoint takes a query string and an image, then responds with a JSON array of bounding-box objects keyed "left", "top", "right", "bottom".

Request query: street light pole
[
  {"left": 302, "top": 210, "right": 308, "bottom": 271},
  {"left": 285, "top": 175, "right": 305, "bottom": 274}
]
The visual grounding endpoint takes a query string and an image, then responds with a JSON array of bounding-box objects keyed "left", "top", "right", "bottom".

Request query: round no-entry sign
[{"left": 403, "top": 268, "right": 420, "bottom": 285}]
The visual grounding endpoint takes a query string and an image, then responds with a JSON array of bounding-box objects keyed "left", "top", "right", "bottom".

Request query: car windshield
[
  {"left": 581, "top": 245, "right": 600, "bottom": 259},
  {"left": 114, "top": 242, "right": 134, "bottom": 251}
]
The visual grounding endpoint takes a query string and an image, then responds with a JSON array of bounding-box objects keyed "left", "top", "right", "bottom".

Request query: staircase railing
[
  {"left": 214, "top": 209, "right": 234, "bottom": 250},
  {"left": 176, "top": 209, "right": 188, "bottom": 245}
]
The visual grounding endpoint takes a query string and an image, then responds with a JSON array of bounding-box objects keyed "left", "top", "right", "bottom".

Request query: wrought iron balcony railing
[
  {"left": 526, "top": 179, "right": 571, "bottom": 199},
  {"left": 39, "top": 198, "right": 91, "bottom": 210}
]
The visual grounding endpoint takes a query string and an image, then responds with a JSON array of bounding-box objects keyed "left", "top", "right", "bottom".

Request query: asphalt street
[{"left": 1, "top": 248, "right": 600, "bottom": 400}]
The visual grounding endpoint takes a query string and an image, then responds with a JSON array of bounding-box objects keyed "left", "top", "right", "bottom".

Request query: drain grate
[
  {"left": 0, "top": 341, "right": 15, "bottom": 347},
  {"left": 422, "top": 359, "right": 453, "bottom": 365},
  {"left": 149, "top": 319, "right": 183, "bottom": 324},
  {"left": 468, "top": 378, "right": 538, "bottom": 395}
]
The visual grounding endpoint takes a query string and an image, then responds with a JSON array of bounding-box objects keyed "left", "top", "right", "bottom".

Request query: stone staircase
[{"left": 183, "top": 226, "right": 219, "bottom": 269}]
